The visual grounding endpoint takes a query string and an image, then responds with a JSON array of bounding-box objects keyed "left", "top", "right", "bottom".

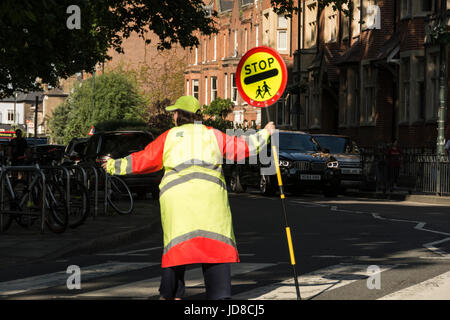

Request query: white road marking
[
  {"left": 76, "top": 263, "right": 275, "bottom": 298},
  {"left": 0, "top": 262, "right": 157, "bottom": 296},
  {"left": 96, "top": 247, "right": 163, "bottom": 256},
  {"left": 379, "top": 270, "right": 450, "bottom": 300},
  {"left": 233, "top": 264, "right": 396, "bottom": 300}
]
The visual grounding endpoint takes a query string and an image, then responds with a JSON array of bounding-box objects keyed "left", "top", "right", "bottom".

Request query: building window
[
  {"left": 342, "top": 5, "right": 350, "bottom": 39},
  {"left": 186, "top": 79, "right": 190, "bottom": 96},
  {"left": 353, "top": 69, "right": 360, "bottom": 125},
  {"left": 203, "top": 39, "right": 207, "bottom": 63},
  {"left": 204, "top": 77, "right": 208, "bottom": 105},
  {"left": 417, "top": 57, "right": 425, "bottom": 120},
  {"left": 276, "top": 100, "right": 285, "bottom": 125},
  {"left": 211, "top": 77, "right": 217, "bottom": 103},
  {"left": 400, "top": 58, "right": 410, "bottom": 122},
  {"left": 194, "top": 48, "right": 198, "bottom": 65},
  {"left": 244, "top": 29, "right": 248, "bottom": 53},
  {"left": 305, "top": 2, "right": 317, "bottom": 48},
  {"left": 362, "top": 64, "right": 376, "bottom": 124},
  {"left": 352, "top": 0, "right": 361, "bottom": 37},
  {"left": 213, "top": 35, "right": 217, "bottom": 61},
  {"left": 223, "top": 32, "right": 227, "bottom": 58},
  {"left": 401, "top": 0, "right": 411, "bottom": 18},
  {"left": 7, "top": 110, "right": 14, "bottom": 122},
  {"left": 421, "top": 0, "right": 433, "bottom": 12},
  {"left": 224, "top": 73, "right": 228, "bottom": 99},
  {"left": 255, "top": 25, "right": 259, "bottom": 47},
  {"left": 328, "top": 14, "right": 337, "bottom": 42},
  {"left": 339, "top": 70, "right": 349, "bottom": 127},
  {"left": 231, "top": 73, "right": 238, "bottom": 103},
  {"left": 277, "top": 15, "right": 288, "bottom": 51},
  {"left": 233, "top": 30, "right": 238, "bottom": 57},
  {"left": 192, "top": 79, "right": 199, "bottom": 100}
]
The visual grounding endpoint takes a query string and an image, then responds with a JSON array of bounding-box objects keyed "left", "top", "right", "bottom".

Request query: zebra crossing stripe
[
  {"left": 0, "top": 262, "right": 157, "bottom": 296},
  {"left": 77, "top": 263, "right": 275, "bottom": 298},
  {"left": 233, "top": 264, "right": 396, "bottom": 300},
  {"left": 378, "top": 270, "right": 450, "bottom": 300}
]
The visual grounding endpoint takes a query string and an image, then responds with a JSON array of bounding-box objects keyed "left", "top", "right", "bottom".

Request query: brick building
[
  {"left": 186, "top": 0, "right": 449, "bottom": 149},
  {"left": 294, "top": 0, "right": 450, "bottom": 149}
]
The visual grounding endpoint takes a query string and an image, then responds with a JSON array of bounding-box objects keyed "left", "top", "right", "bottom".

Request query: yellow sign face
[{"left": 236, "top": 46, "right": 287, "bottom": 107}]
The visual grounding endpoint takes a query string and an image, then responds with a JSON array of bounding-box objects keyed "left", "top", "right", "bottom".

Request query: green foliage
[
  {"left": 48, "top": 71, "right": 146, "bottom": 144},
  {"left": 144, "top": 99, "right": 175, "bottom": 136},
  {"left": 0, "top": 0, "right": 218, "bottom": 98},
  {"left": 201, "top": 98, "right": 234, "bottom": 132},
  {"left": 271, "top": 0, "right": 352, "bottom": 17}
]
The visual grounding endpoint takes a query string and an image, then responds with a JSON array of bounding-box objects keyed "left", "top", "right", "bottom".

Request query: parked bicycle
[{"left": 0, "top": 165, "right": 68, "bottom": 233}]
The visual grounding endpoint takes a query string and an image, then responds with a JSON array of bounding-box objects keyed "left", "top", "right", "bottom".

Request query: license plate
[
  {"left": 341, "top": 168, "right": 361, "bottom": 175},
  {"left": 300, "top": 174, "right": 321, "bottom": 181}
]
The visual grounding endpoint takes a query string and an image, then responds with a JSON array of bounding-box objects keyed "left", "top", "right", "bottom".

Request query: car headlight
[
  {"left": 279, "top": 160, "right": 291, "bottom": 167},
  {"left": 327, "top": 161, "right": 339, "bottom": 168}
]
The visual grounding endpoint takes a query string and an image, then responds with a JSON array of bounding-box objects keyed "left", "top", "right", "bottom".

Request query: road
[{"left": 0, "top": 190, "right": 449, "bottom": 300}]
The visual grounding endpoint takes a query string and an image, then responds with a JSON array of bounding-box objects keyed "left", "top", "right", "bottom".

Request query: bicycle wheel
[
  {"left": 12, "top": 181, "right": 39, "bottom": 229},
  {"left": 67, "top": 179, "right": 90, "bottom": 228},
  {"left": 107, "top": 176, "right": 134, "bottom": 215},
  {"left": 0, "top": 190, "right": 14, "bottom": 232},
  {"left": 43, "top": 180, "right": 69, "bottom": 233}
]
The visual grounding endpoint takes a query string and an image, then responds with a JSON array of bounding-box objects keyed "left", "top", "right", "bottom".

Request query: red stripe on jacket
[{"left": 129, "top": 126, "right": 251, "bottom": 175}]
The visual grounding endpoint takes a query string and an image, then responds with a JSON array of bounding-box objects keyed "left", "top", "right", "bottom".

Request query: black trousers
[{"left": 159, "top": 263, "right": 231, "bottom": 300}]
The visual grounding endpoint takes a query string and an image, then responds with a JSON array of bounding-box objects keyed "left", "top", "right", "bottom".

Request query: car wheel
[
  {"left": 260, "top": 175, "right": 275, "bottom": 196},
  {"left": 230, "top": 168, "right": 246, "bottom": 193}
]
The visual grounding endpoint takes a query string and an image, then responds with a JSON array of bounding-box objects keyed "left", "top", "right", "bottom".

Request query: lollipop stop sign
[{"left": 236, "top": 46, "right": 288, "bottom": 107}]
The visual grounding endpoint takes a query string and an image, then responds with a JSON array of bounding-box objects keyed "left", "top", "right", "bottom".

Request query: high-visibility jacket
[{"left": 106, "top": 124, "right": 270, "bottom": 268}]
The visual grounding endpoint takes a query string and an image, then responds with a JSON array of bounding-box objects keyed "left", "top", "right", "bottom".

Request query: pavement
[
  {"left": 0, "top": 188, "right": 449, "bottom": 270},
  {"left": 0, "top": 197, "right": 162, "bottom": 268}
]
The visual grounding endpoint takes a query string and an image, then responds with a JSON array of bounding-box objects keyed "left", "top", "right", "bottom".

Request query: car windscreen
[
  {"left": 314, "top": 136, "right": 356, "bottom": 154},
  {"left": 278, "top": 133, "right": 320, "bottom": 152},
  {"left": 100, "top": 133, "right": 152, "bottom": 158}
]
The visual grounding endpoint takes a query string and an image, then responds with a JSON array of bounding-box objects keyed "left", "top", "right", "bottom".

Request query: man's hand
[{"left": 264, "top": 121, "right": 276, "bottom": 135}]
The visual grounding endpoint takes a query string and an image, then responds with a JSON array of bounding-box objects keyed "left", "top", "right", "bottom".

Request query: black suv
[
  {"left": 224, "top": 131, "right": 341, "bottom": 197},
  {"left": 81, "top": 131, "right": 163, "bottom": 199}
]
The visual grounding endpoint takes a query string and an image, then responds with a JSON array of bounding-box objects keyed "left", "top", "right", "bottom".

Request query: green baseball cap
[{"left": 165, "top": 96, "right": 201, "bottom": 113}]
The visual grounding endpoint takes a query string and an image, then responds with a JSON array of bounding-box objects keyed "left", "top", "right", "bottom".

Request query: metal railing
[{"left": 360, "top": 152, "right": 450, "bottom": 196}]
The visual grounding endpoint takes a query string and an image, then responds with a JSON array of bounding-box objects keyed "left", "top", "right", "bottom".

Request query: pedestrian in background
[
  {"left": 387, "top": 139, "right": 402, "bottom": 192},
  {"left": 103, "top": 96, "right": 275, "bottom": 300}
]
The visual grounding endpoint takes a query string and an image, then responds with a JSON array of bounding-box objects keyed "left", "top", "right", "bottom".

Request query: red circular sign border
[{"left": 236, "top": 46, "right": 288, "bottom": 108}]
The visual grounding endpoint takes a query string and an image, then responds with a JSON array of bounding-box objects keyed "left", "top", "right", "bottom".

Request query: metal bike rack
[
  {"left": 78, "top": 163, "right": 99, "bottom": 218},
  {"left": 41, "top": 165, "right": 73, "bottom": 216},
  {"left": 0, "top": 165, "right": 47, "bottom": 233}
]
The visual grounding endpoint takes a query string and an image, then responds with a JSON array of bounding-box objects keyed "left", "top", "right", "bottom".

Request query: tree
[
  {"left": 0, "top": 0, "right": 217, "bottom": 98},
  {"left": 201, "top": 98, "right": 234, "bottom": 132},
  {"left": 270, "top": 0, "right": 353, "bottom": 17},
  {"left": 48, "top": 71, "right": 146, "bottom": 144},
  {"left": 1, "top": 0, "right": 350, "bottom": 98}
]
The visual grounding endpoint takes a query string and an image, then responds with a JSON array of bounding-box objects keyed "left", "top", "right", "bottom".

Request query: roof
[
  {"left": 335, "top": 41, "right": 363, "bottom": 66},
  {"left": 375, "top": 33, "right": 401, "bottom": 61},
  {"left": 0, "top": 91, "right": 44, "bottom": 103}
]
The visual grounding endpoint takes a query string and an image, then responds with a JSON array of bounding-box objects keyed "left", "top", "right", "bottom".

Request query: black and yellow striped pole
[
  {"left": 265, "top": 107, "right": 301, "bottom": 300},
  {"left": 235, "top": 46, "right": 301, "bottom": 300}
]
